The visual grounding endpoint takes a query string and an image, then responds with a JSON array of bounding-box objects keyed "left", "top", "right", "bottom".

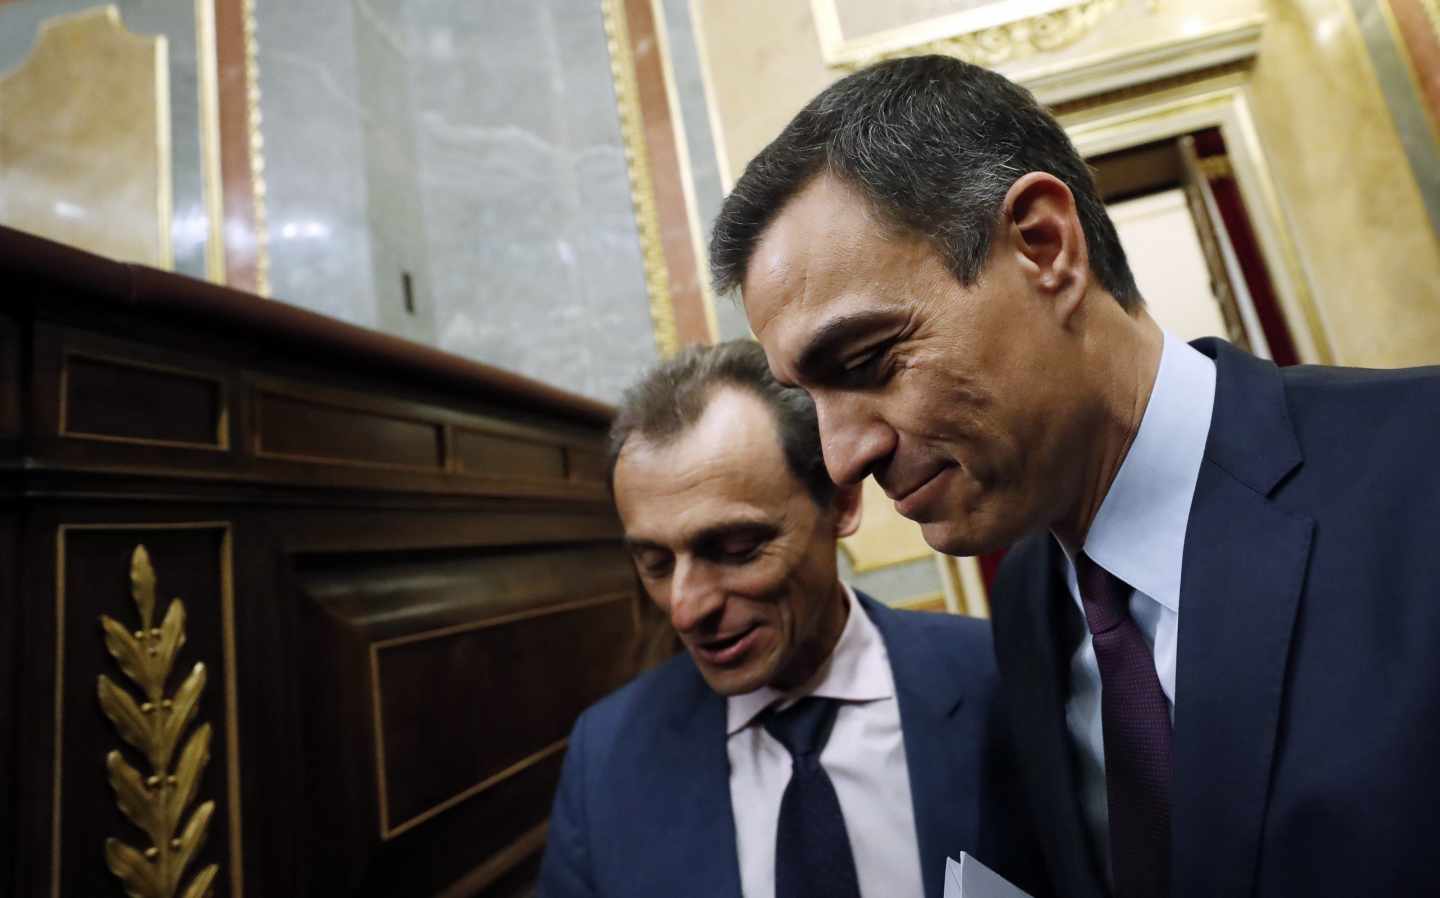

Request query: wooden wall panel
[
  {"left": 453, "top": 427, "right": 567, "bottom": 481},
  {"left": 63, "top": 354, "right": 226, "bottom": 448},
  {"left": 0, "top": 512, "right": 15, "bottom": 895},
  {"left": 375, "top": 596, "right": 632, "bottom": 833},
  {"left": 255, "top": 390, "right": 443, "bottom": 470},
  {"left": 2, "top": 224, "right": 629, "bottom": 897},
  {"left": 298, "top": 543, "right": 639, "bottom": 893},
  {"left": 566, "top": 447, "right": 609, "bottom": 485},
  {"left": 0, "top": 316, "right": 17, "bottom": 440}
]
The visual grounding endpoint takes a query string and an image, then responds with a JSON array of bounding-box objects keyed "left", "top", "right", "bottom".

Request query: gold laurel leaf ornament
[{"left": 96, "top": 545, "right": 221, "bottom": 898}]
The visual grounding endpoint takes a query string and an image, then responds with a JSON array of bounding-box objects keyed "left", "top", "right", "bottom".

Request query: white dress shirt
[
  {"left": 1057, "top": 330, "right": 1216, "bottom": 871},
  {"left": 726, "top": 584, "right": 924, "bottom": 898}
]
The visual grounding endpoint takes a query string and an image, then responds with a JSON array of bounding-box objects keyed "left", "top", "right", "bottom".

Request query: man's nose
[
  {"left": 814, "top": 393, "right": 894, "bottom": 486},
  {"left": 667, "top": 557, "right": 723, "bottom": 633}
]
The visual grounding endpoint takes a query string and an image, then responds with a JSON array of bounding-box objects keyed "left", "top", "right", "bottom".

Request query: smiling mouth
[
  {"left": 694, "top": 624, "right": 760, "bottom": 665},
  {"left": 886, "top": 464, "right": 953, "bottom": 503}
]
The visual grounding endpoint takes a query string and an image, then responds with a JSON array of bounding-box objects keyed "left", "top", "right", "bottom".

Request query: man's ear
[
  {"left": 1002, "top": 171, "right": 1089, "bottom": 322},
  {"left": 831, "top": 482, "right": 864, "bottom": 538}
]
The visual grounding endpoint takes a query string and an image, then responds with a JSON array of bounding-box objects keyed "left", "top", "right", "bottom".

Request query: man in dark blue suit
[
  {"left": 538, "top": 340, "right": 1032, "bottom": 898},
  {"left": 714, "top": 54, "right": 1440, "bottom": 898}
]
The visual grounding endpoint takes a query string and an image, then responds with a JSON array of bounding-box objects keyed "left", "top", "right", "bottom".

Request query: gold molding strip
[
  {"left": 196, "top": 0, "right": 227, "bottom": 284},
  {"left": 241, "top": 0, "right": 271, "bottom": 297},
  {"left": 602, "top": 0, "right": 680, "bottom": 358},
  {"left": 96, "top": 545, "right": 219, "bottom": 898}
]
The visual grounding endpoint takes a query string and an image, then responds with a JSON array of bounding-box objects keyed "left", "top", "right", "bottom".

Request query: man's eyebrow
[
  {"left": 623, "top": 520, "right": 777, "bottom": 553},
  {"left": 689, "top": 520, "right": 778, "bottom": 547},
  {"left": 793, "top": 309, "right": 900, "bottom": 379}
]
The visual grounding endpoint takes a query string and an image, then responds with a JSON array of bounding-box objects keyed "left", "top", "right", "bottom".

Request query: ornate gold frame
[
  {"left": 810, "top": 0, "right": 1123, "bottom": 69},
  {"left": 602, "top": 0, "right": 681, "bottom": 357}
]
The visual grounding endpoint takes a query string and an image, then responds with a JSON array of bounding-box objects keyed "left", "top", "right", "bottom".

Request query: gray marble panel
[
  {"left": 256, "top": 0, "right": 378, "bottom": 326},
  {"left": 411, "top": 0, "right": 655, "bottom": 401},
  {"left": 0, "top": 0, "right": 209, "bottom": 280},
  {"left": 353, "top": 0, "right": 436, "bottom": 345}
]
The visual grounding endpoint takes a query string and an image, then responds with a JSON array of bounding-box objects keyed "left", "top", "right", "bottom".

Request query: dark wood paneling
[
  {"left": 0, "top": 316, "right": 18, "bottom": 440},
  {"left": 454, "top": 427, "right": 567, "bottom": 481},
  {"left": 255, "top": 390, "right": 443, "bottom": 470},
  {"left": 566, "top": 447, "right": 608, "bottom": 484},
  {"left": 0, "top": 512, "right": 16, "bottom": 895},
  {"left": 63, "top": 354, "right": 225, "bottom": 447},
  {"left": 376, "top": 596, "right": 632, "bottom": 831},
  {"left": 299, "top": 544, "right": 638, "bottom": 892},
  {"left": 3, "top": 224, "right": 629, "bottom": 897}
]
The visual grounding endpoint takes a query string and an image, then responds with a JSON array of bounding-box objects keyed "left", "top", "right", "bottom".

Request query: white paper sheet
[{"left": 943, "top": 852, "right": 1033, "bottom": 898}]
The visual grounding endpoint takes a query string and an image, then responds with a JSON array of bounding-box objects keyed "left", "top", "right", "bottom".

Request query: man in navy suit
[
  {"left": 538, "top": 340, "right": 1033, "bottom": 898},
  {"left": 714, "top": 54, "right": 1440, "bottom": 898}
]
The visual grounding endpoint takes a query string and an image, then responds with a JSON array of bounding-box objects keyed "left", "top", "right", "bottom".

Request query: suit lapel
[
  {"left": 655, "top": 662, "right": 744, "bottom": 897},
  {"left": 1171, "top": 340, "right": 1313, "bottom": 898},
  {"left": 1001, "top": 537, "right": 1110, "bottom": 898},
  {"left": 863, "top": 593, "right": 974, "bottom": 898}
]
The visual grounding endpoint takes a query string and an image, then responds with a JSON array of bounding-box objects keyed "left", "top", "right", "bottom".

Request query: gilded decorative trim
[
  {"left": 601, "top": 0, "right": 680, "bottom": 358},
  {"left": 97, "top": 545, "right": 218, "bottom": 898},
  {"left": 817, "top": 0, "right": 1126, "bottom": 70},
  {"left": 241, "top": 0, "right": 271, "bottom": 297},
  {"left": 196, "top": 0, "right": 227, "bottom": 284}
]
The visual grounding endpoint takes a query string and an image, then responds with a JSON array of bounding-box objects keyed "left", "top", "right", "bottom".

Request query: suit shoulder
[
  {"left": 572, "top": 652, "right": 696, "bottom": 747},
  {"left": 1279, "top": 362, "right": 1440, "bottom": 476},
  {"left": 1282, "top": 362, "right": 1440, "bottom": 428}
]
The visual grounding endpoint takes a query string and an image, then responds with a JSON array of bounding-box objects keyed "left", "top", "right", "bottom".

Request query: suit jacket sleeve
[{"left": 537, "top": 711, "right": 598, "bottom": 898}]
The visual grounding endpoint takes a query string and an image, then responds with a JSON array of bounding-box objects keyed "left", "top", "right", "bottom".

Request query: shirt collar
[
  {"left": 725, "top": 583, "right": 895, "bottom": 736},
  {"left": 1071, "top": 330, "right": 1217, "bottom": 612}
]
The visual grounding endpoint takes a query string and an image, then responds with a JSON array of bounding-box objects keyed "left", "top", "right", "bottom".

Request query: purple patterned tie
[{"left": 1077, "top": 552, "right": 1172, "bottom": 898}]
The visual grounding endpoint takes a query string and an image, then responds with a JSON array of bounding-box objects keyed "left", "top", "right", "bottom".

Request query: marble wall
[{"left": 256, "top": 0, "right": 658, "bottom": 401}]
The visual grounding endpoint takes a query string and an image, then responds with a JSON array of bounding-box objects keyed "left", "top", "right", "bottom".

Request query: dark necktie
[
  {"left": 1076, "top": 552, "right": 1172, "bottom": 898},
  {"left": 764, "top": 696, "right": 861, "bottom": 898}
]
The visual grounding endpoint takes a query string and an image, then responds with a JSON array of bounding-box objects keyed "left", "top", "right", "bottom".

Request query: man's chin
[
  {"left": 919, "top": 517, "right": 1015, "bottom": 558},
  {"left": 694, "top": 663, "right": 772, "bottom": 697}
]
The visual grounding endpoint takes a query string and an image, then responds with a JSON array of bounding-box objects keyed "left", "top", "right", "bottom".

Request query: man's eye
[
  {"left": 843, "top": 349, "right": 880, "bottom": 372},
  {"left": 632, "top": 551, "right": 672, "bottom": 577},
  {"left": 838, "top": 346, "right": 889, "bottom": 384},
  {"left": 720, "top": 539, "right": 762, "bottom": 561}
]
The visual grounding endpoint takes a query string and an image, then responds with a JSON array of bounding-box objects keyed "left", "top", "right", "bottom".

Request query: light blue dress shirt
[{"left": 1056, "top": 330, "right": 1217, "bottom": 872}]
